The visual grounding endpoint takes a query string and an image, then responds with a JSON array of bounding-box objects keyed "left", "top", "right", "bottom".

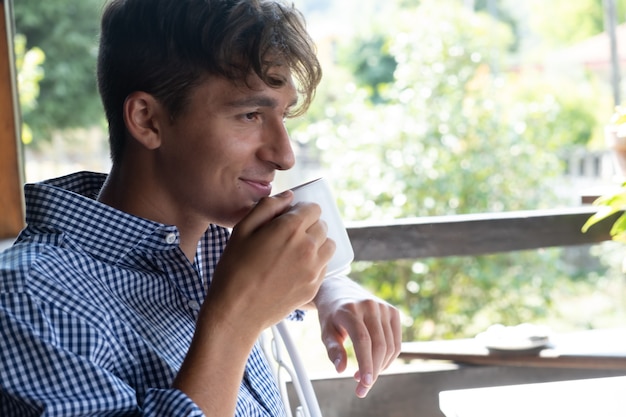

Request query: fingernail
[
  {"left": 363, "top": 373, "right": 373, "bottom": 386},
  {"left": 276, "top": 190, "right": 292, "bottom": 198},
  {"left": 334, "top": 358, "right": 341, "bottom": 370},
  {"left": 356, "top": 385, "right": 369, "bottom": 398}
]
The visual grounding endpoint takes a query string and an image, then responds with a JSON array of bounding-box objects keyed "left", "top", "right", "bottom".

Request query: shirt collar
[{"left": 21, "top": 171, "right": 183, "bottom": 266}]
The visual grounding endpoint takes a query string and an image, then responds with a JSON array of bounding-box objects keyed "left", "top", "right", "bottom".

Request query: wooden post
[
  {"left": 0, "top": 0, "right": 25, "bottom": 239},
  {"left": 604, "top": 0, "right": 621, "bottom": 106}
]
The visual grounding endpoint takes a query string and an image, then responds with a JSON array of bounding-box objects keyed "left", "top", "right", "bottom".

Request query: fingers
[
  {"left": 327, "top": 301, "right": 402, "bottom": 398},
  {"left": 353, "top": 338, "right": 376, "bottom": 397},
  {"left": 235, "top": 193, "right": 333, "bottom": 254},
  {"left": 278, "top": 202, "right": 335, "bottom": 277},
  {"left": 370, "top": 304, "right": 402, "bottom": 380},
  {"left": 231, "top": 194, "right": 335, "bottom": 276},
  {"left": 349, "top": 306, "right": 381, "bottom": 398},
  {"left": 312, "top": 222, "right": 335, "bottom": 267},
  {"left": 323, "top": 326, "right": 349, "bottom": 373},
  {"left": 386, "top": 309, "right": 403, "bottom": 368},
  {"left": 368, "top": 305, "right": 402, "bottom": 373},
  {"left": 212, "top": 193, "right": 337, "bottom": 333},
  {"left": 232, "top": 191, "right": 294, "bottom": 237}
]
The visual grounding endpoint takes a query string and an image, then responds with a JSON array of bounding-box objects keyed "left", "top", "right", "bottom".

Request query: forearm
[{"left": 172, "top": 300, "right": 259, "bottom": 416}]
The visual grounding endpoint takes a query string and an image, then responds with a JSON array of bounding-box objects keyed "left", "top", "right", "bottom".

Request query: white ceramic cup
[{"left": 288, "top": 178, "right": 354, "bottom": 277}]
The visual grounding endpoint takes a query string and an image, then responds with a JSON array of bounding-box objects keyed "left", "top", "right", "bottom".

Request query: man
[{"left": 0, "top": 0, "right": 402, "bottom": 415}]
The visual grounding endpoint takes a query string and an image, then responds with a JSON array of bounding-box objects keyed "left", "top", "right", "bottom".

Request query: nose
[{"left": 258, "top": 118, "right": 296, "bottom": 170}]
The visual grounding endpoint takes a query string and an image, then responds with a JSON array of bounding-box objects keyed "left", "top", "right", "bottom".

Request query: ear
[{"left": 123, "top": 91, "right": 166, "bottom": 150}]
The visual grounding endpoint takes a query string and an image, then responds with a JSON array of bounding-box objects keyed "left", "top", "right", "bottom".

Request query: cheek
[{"left": 169, "top": 130, "right": 221, "bottom": 168}]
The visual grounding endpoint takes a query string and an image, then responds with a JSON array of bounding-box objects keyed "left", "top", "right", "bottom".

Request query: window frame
[{"left": 0, "top": 0, "right": 25, "bottom": 239}]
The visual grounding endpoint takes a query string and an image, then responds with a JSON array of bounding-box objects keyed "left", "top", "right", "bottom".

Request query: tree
[
  {"left": 290, "top": 0, "right": 610, "bottom": 340},
  {"left": 13, "top": 0, "right": 104, "bottom": 144},
  {"left": 525, "top": 0, "right": 626, "bottom": 48},
  {"left": 14, "top": 34, "right": 44, "bottom": 145}
]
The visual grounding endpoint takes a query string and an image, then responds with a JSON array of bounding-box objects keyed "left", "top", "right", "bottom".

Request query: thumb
[{"left": 324, "top": 335, "right": 348, "bottom": 373}]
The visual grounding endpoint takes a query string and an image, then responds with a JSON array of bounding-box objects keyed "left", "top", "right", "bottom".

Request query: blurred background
[{"left": 11, "top": 0, "right": 626, "bottom": 374}]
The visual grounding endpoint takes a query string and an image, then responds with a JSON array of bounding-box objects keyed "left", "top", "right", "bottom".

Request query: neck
[{"left": 98, "top": 164, "right": 207, "bottom": 261}]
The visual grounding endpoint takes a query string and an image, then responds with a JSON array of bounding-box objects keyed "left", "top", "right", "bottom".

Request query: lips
[{"left": 240, "top": 178, "right": 273, "bottom": 200}]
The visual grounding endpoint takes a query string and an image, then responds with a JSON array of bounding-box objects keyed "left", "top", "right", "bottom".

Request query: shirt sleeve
[
  {"left": 143, "top": 389, "right": 205, "bottom": 416},
  {"left": 287, "top": 309, "right": 306, "bottom": 321},
  {"left": 0, "top": 292, "right": 205, "bottom": 417}
]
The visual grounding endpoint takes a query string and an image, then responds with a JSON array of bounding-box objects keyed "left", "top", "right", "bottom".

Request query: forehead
[{"left": 199, "top": 67, "right": 298, "bottom": 107}]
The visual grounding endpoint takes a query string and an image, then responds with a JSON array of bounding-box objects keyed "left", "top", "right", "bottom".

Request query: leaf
[
  {"left": 581, "top": 206, "right": 622, "bottom": 233},
  {"left": 610, "top": 213, "right": 626, "bottom": 238}
]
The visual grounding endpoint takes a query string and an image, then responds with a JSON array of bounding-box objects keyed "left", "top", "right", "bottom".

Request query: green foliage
[
  {"left": 352, "top": 250, "right": 564, "bottom": 341},
  {"left": 339, "top": 35, "right": 397, "bottom": 104},
  {"left": 582, "top": 183, "right": 626, "bottom": 242},
  {"left": 291, "top": 0, "right": 610, "bottom": 340},
  {"left": 13, "top": 34, "right": 45, "bottom": 145},
  {"left": 583, "top": 106, "right": 626, "bottom": 242},
  {"left": 473, "top": 0, "right": 522, "bottom": 52},
  {"left": 12, "top": 0, "right": 615, "bottom": 338},
  {"left": 526, "top": 0, "right": 626, "bottom": 47},
  {"left": 13, "top": 0, "right": 105, "bottom": 145}
]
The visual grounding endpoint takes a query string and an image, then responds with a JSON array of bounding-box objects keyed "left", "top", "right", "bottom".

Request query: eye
[{"left": 244, "top": 112, "right": 261, "bottom": 121}]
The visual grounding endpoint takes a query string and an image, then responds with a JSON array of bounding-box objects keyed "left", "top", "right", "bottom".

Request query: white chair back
[{"left": 260, "top": 321, "right": 323, "bottom": 417}]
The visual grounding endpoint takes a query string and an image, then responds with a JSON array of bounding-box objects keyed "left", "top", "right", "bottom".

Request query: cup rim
[{"left": 288, "top": 177, "right": 323, "bottom": 192}]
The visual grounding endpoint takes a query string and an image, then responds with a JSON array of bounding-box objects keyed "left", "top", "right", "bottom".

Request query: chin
[{"left": 216, "top": 204, "right": 255, "bottom": 228}]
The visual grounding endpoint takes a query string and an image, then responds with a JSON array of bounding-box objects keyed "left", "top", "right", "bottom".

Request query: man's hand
[
  {"left": 175, "top": 192, "right": 335, "bottom": 415},
  {"left": 209, "top": 191, "right": 335, "bottom": 334},
  {"left": 313, "top": 276, "right": 402, "bottom": 398}
]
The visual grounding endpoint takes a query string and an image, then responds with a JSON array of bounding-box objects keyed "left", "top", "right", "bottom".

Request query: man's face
[{"left": 154, "top": 67, "right": 298, "bottom": 228}]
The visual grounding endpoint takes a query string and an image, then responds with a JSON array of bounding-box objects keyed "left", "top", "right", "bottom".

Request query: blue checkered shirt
[{"left": 0, "top": 171, "right": 289, "bottom": 416}]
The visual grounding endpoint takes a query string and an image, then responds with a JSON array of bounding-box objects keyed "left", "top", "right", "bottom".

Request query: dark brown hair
[{"left": 97, "top": 0, "right": 322, "bottom": 163}]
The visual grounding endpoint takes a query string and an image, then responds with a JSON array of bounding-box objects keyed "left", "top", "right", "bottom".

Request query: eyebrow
[{"left": 226, "top": 95, "right": 298, "bottom": 110}]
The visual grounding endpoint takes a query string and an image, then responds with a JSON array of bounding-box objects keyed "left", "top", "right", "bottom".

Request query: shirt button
[
  {"left": 188, "top": 300, "right": 201, "bottom": 311},
  {"left": 165, "top": 233, "right": 177, "bottom": 244}
]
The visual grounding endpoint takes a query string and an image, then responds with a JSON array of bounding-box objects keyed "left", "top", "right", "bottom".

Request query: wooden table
[
  {"left": 439, "top": 375, "right": 626, "bottom": 417},
  {"left": 400, "top": 327, "right": 626, "bottom": 370}
]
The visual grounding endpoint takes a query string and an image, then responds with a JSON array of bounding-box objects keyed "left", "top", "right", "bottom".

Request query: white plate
[{"left": 476, "top": 323, "right": 551, "bottom": 355}]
